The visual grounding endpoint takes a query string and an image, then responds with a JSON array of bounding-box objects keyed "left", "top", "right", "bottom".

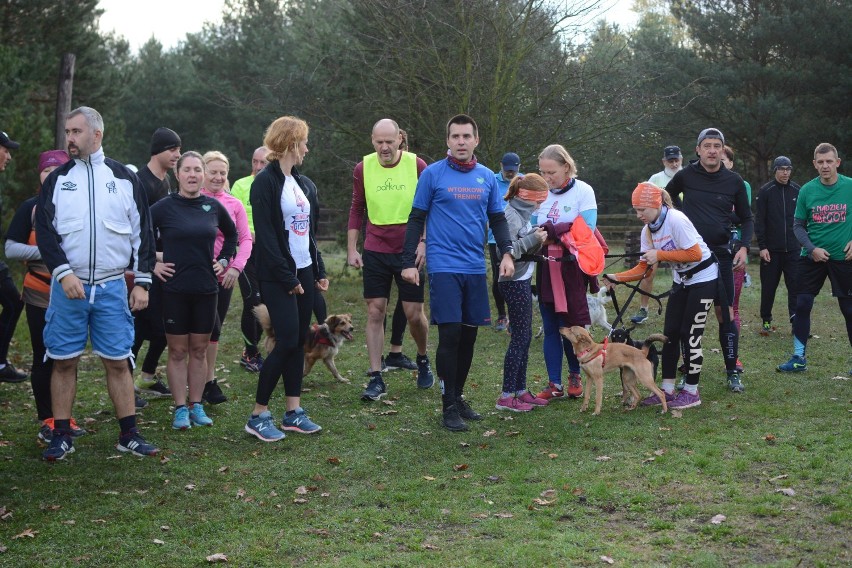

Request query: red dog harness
[
  {"left": 577, "top": 336, "right": 608, "bottom": 367},
  {"left": 307, "top": 324, "right": 334, "bottom": 348}
]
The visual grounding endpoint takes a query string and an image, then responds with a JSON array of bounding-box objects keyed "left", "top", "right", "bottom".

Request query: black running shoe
[
  {"left": 135, "top": 394, "right": 149, "bottom": 409},
  {"left": 43, "top": 430, "right": 74, "bottom": 461},
  {"left": 456, "top": 397, "right": 482, "bottom": 421},
  {"left": 202, "top": 379, "right": 228, "bottom": 405},
  {"left": 384, "top": 352, "right": 417, "bottom": 371},
  {"left": 442, "top": 405, "right": 469, "bottom": 432},
  {"left": 116, "top": 429, "right": 160, "bottom": 457},
  {"left": 416, "top": 355, "right": 435, "bottom": 389},
  {"left": 0, "top": 363, "right": 27, "bottom": 383}
]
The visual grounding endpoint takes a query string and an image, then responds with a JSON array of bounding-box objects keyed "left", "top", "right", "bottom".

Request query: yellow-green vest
[{"left": 363, "top": 151, "right": 417, "bottom": 225}]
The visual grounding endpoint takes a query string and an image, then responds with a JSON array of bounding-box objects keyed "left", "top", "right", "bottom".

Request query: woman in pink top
[{"left": 200, "top": 150, "right": 253, "bottom": 404}]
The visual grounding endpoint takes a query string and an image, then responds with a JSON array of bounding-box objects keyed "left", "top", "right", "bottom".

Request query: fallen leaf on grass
[
  {"left": 830, "top": 376, "right": 849, "bottom": 381},
  {"left": 422, "top": 543, "right": 440, "bottom": 550},
  {"left": 293, "top": 498, "right": 308, "bottom": 504},
  {"left": 670, "top": 409, "right": 682, "bottom": 418},
  {"left": 472, "top": 513, "right": 489, "bottom": 519},
  {"left": 541, "top": 489, "right": 557, "bottom": 498},
  {"left": 493, "top": 512, "right": 513, "bottom": 518},
  {"left": 381, "top": 400, "right": 395, "bottom": 406},
  {"left": 595, "top": 456, "right": 611, "bottom": 462},
  {"left": 106, "top": 455, "right": 122, "bottom": 460},
  {"left": 642, "top": 457, "right": 655, "bottom": 464},
  {"left": 710, "top": 348, "right": 720, "bottom": 353},
  {"left": 306, "top": 528, "right": 330, "bottom": 537},
  {"left": 185, "top": 484, "right": 196, "bottom": 491},
  {"left": 767, "top": 474, "right": 788, "bottom": 483},
  {"left": 459, "top": 442, "right": 470, "bottom": 448},
  {"left": 236, "top": 489, "right": 246, "bottom": 499},
  {"left": 776, "top": 488, "right": 796, "bottom": 496},
  {"left": 483, "top": 430, "right": 497, "bottom": 437},
  {"left": 62, "top": 520, "right": 75, "bottom": 525},
  {"left": 453, "top": 464, "right": 468, "bottom": 471},
  {"left": 12, "top": 528, "right": 37, "bottom": 539},
  {"left": 653, "top": 449, "right": 666, "bottom": 456},
  {"left": 0, "top": 507, "right": 11, "bottom": 521},
  {"left": 532, "top": 498, "right": 555, "bottom": 506},
  {"left": 159, "top": 455, "right": 171, "bottom": 464},
  {"left": 504, "top": 431, "right": 520, "bottom": 437},
  {"left": 367, "top": 424, "right": 376, "bottom": 430},
  {"left": 548, "top": 453, "right": 558, "bottom": 459},
  {"left": 0, "top": 544, "right": 5, "bottom": 553},
  {"left": 377, "top": 410, "right": 398, "bottom": 416},
  {"left": 84, "top": 417, "right": 97, "bottom": 424},
  {"left": 91, "top": 519, "right": 107, "bottom": 524},
  {"left": 206, "top": 552, "right": 228, "bottom": 562},
  {"left": 218, "top": 466, "right": 229, "bottom": 473},
  {"left": 710, "top": 514, "right": 726, "bottom": 524},
  {"left": 153, "top": 539, "right": 165, "bottom": 545},
  {"left": 160, "top": 525, "right": 170, "bottom": 531},
  {"left": 423, "top": 476, "right": 436, "bottom": 481},
  {"left": 295, "top": 486, "right": 308, "bottom": 495},
  {"left": 327, "top": 457, "right": 340, "bottom": 465},
  {"left": 600, "top": 555, "right": 615, "bottom": 564}
]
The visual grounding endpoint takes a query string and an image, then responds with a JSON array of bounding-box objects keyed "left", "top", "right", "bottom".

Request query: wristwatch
[
  {"left": 218, "top": 258, "right": 229, "bottom": 269},
  {"left": 135, "top": 282, "right": 151, "bottom": 291}
]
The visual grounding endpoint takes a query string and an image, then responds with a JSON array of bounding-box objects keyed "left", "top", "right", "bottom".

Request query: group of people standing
[{"left": 0, "top": 107, "right": 848, "bottom": 455}]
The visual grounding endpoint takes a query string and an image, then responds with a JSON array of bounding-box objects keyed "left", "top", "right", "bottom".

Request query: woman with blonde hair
[
  {"left": 244, "top": 116, "right": 328, "bottom": 442},
  {"left": 534, "top": 144, "right": 598, "bottom": 401},
  {"left": 199, "top": 150, "right": 252, "bottom": 405},
  {"left": 496, "top": 173, "right": 550, "bottom": 411}
]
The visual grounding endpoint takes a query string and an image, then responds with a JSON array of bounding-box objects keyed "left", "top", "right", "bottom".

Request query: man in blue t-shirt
[{"left": 401, "top": 114, "right": 514, "bottom": 431}]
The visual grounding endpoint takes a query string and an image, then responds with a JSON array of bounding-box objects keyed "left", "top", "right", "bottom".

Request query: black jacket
[
  {"left": 754, "top": 179, "right": 800, "bottom": 252},
  {"left": 249, "top": 161, "right": 325, "bottom": 289},
  {"left": 669, "top": 159, "right": 753, "bottom": 250}
]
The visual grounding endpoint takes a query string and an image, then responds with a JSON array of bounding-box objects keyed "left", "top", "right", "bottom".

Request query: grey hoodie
[{"left": 499, "top": 198, "right": 544, "bottom": 282}]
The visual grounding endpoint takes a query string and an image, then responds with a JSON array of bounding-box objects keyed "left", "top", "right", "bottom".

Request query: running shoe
[
  {"left": 384, "top": 352, "right": 417, "bottom": 371},
  {"left": 456, "top": 397, "right": 482, "bottom": 421},
  {"left": 735, "top": 359, "right": 744, "bottom": 373},
  {"left": 669, "top": 389, "right": 701, "bottom": 409},
  {"left": 777, "top": 355, "right": 807, "bottom": 373},
  {"left": 727, "top": 372, "right": 745, "bottom": 393},
  {"left": 494, "top": 316, "right": 509, "bottom": 332},
  {"left": 567, "top": 372, "right": 583, "bottom": 398},
  {"left": 135, "top": 394, "right": 149, "bottom": 409},
  {"left": 39, "top": 418, "right": 87, "bottom": 442},
  {"left": 43, "top": 430, "right": 74, "bottom": 461},
  {"left": 517, "top": 391, "right": 549, "bottom": 406},
  {"left": 0, "top": 363, "right": 27, "bottom": 383},
  {"left": 116, "top": 429, "right": 159, "bottom": 456},
  {"left": 245, "top": 411, "right": 285, "bottom": 442},
  {"left": 361, "top": 375, "right": 387, "bottom": 401},
  {"left": 281, "top": 407, "right": 322, "bottom": 434},
  {"left": 189, "top": 403, "right": 213, "bottom": 426},
  {"left": 416, "top": 355, "right": 435, "bottom": 389},
  {"left": 442, "top": 405, "right": 469, "bottom": 432},
  {"left": 496, "top": 396, "right": 534, "bottom": 412},
  {"left": 630, "top": 307, "right": 649, "bottom": 324},
  {"left": 240, "top": 350, "right": 264, "bottom": 372},
  {"left": 202, "top": 379, "right": 228, "bottom": 405},
  {"left": 134, "top": 375, "right": 171, "bottom": 397},
  {"left": 760, "top": 321, "right": 772, "bottom": 336},
  {"left": 640, "top": 391, "right": 676, "bottom": 407},
  {"left": 172, "top": 406, "right": 191, "bottom": 430},
  {"left": 536, "top": 381, "right": 565, "bottom": 401}
]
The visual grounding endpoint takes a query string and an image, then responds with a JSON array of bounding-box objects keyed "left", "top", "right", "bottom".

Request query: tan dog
[
  {"left": 253, "top": 305, "right": 355, "bottom": 383},
  {"left": 560, "top": 326, "right": 668, "bottom": 415}
]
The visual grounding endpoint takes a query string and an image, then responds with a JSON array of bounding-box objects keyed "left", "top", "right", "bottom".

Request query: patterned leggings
[{"left": 498, "top": 279, "right": 533, "bottom": 393}]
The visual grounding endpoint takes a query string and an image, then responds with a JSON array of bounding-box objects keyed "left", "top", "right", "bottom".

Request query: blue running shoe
[
  {"left": 43, "top": 430, "right": 74, "bottom": 461},
  {"left": 416, "top": 355, "right": 435, "bottom": 389},
  {"left": 189, "top": 403, "right": 213, "bottom": 426},
  {"left": 245, "top": 411, "right": 285, "bottom": 442},
  {"left": 727, "top": 371, "right": 745, "bottom": 393},
  {"left": 777, "top": 355, "right": 807, "bottom": 373},
  {"left": 281, "top": 407, "right": 322, "bottom": 434},
  {"left": 116, "top": 429, "right": 159, "bottom": 456},
  {"left": 172, "top": 406, "right": 191, "bottom": 430}
]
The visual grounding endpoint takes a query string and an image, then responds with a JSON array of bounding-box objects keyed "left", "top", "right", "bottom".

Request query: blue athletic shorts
[
  {"left": 428, "top": 272, "right": 491, "bottom": 326},
  {"left": 44, "top": 278, "right": 134, "bottom": 360}
]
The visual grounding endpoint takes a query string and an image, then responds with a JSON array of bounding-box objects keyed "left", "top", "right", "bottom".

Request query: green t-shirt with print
[{"left": 795, "top": 174, "right": 852, "bottom": 260}]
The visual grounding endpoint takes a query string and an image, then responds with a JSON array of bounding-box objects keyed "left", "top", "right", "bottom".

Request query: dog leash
[{"left": 604, "top": 268, "right": 668, "bottom": 332}]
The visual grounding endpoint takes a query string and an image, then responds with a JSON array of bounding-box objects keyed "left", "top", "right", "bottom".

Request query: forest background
[{"left": 1, "top": 0, "right": 850, "bottom": 223}]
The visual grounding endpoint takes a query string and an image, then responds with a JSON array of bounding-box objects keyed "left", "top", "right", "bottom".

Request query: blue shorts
[
  {"left": 44, "top": 278, "right": 135, "bottom": 360},
  {"left": 428, "top": 272, "right": 491, "bottom": 326}
]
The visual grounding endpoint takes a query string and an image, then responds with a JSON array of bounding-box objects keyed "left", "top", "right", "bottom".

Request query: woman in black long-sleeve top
[{"left": 244, "top": 116, "right": 328, "bottom": 442}]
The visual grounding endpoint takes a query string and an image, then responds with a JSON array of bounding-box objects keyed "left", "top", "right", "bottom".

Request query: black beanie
[{"left": 150, "top": 127, "right": 182, "bottom": 156}]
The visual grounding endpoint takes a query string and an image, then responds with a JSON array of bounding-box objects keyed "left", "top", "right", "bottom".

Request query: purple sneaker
[
  {"left": 640, "top": 391, "right": 676, "bottom": 407},
  {"left": 669, "top": 389, "right": 701, "bottom": 409},
  {"left": 517, "top": 391, "right": 549, "bottom": 406}
]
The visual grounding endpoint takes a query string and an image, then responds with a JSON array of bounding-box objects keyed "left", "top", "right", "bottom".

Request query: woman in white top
[{"left": 604, "top": 183, "right": 719, "bottom": 410}]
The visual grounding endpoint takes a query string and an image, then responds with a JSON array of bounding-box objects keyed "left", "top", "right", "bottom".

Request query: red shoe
[
  {"left": 566, "top": 372, "right": 583, "bottom": 398},
  {"left": 735, "top": 359, "right": 744, "bottom": 373},
  {"left": 536, "top": 382, "right": 565, "bottom": 401},
  {"left": 518, "top": 390, "right": 549, "bottom": 406}
]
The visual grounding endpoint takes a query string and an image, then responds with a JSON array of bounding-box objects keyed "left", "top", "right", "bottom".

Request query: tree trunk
[{"left": 54, "top": 53, "right": 76, "bottom": 150}]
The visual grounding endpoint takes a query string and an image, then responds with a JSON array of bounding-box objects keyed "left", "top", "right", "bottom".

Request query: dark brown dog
[
  {"left": 253, "top": 305, "right": 355, "bottom": 383},
  {"left": 560, "top": 326, "right": 668, "bottom": 415}
]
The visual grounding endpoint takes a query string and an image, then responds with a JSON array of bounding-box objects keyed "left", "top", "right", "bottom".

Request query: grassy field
[{"left": 0, "top": 243, "right": 849, "bottom": 567}]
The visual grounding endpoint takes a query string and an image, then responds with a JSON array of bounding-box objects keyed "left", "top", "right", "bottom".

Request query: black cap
[
  {"left": 663, "top": 145, "right": 682, "bottom": 160},
  {"left": 772, "top": 156, "right": 792, "bottom": 171},
  {"left": 0, "top": 131, "right": 20, "bottom": 150},
  {"left": 150, "top": 127, "right": 182, "bottom": 156}
]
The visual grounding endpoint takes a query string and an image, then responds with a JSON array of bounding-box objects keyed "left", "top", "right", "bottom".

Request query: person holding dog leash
[{"left": 604, "top": 183, "right": 719, "bottom": 410}]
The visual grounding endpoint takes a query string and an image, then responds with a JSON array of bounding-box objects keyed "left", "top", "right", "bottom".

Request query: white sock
[
  {"left": 661, "top": 379, "right": 675, "bottom": 394},
  {"left": 501, "top": 392, "right": 513, "bottom": 399},
  {"left": 683, "top": 383, "right": 698, "bottom": 395}
]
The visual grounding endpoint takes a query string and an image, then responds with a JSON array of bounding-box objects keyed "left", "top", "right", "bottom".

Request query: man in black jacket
[
  {"left": 755, "top": 156, "right": 800, "bottom": 335},
  {"left": 668, "top": 128, "right": 752, "bottom": 393}
]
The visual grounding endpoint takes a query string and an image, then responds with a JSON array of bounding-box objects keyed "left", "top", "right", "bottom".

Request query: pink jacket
[{"left": 201, "top": 188, "right": 252, "bottom": 280}]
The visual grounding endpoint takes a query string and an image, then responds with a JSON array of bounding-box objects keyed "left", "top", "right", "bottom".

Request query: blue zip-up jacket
[{"left": 35, "top": 147, "right": 155, "bottom": 287}]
